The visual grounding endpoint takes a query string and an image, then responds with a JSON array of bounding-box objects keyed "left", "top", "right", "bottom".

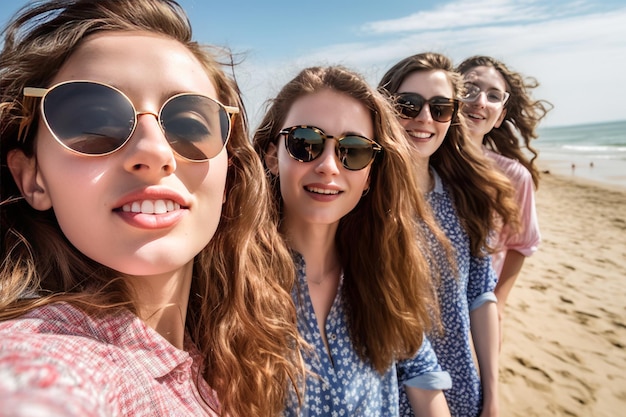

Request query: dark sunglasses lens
[
  {"left": 43, "top": 82, "right": 134, "bottom": 155},
  {"left": 161, "top": 95, "right": 229, "bottom": 161},
  {"left": 396, "top": 94, "right": 424, "bottom": 119},
  {"left": 338, "top": 136, "right": 376, "bottom": 170},
  {"left": 286, "top": 127, "right": 324, "bottom": 162},
  {"left": 430, "top": 101, "right": 456, "bottom": 122}
]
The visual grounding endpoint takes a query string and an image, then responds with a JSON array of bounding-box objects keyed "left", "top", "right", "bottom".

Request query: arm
[
  {"left": 470, "top": 301, "right": 500, "bottom": 417},
  {"left": 406, "top": 387, "right": 451, "bottom": 417},
  {"left": 493, "top": 161, "right": 539, "bottom": 314},
  {"left": 494, "top": 249, "right": 526, "bottom": 318},
  {"left": 397, "top": 336, "right": 452, "bottom": 417}
]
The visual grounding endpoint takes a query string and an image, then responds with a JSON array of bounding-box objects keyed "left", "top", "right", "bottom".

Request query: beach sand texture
[{"left": 499, "top": 172, "right": 626, "bottom": 416}]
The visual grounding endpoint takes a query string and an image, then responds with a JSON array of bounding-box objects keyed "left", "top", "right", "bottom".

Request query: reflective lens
[
  {"left": 24, "top": 80, "right": 239, "bottom": 161},
  {"left": 279, "top": 125, "right": 381, "bottom": 171},
  {"left": 395, "top": 93, "right": 459, "bottom": 123},
  {"left": 462, "top": 83, "right": 509, "bottom": 104}
]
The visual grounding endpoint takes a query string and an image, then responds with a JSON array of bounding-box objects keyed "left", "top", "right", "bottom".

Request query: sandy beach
[{"left": 499, "top": 169, "right": 626, "bottom": 416}]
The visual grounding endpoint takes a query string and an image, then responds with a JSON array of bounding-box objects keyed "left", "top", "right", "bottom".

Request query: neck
[
  {"left": 414, "top": 156, "right": 434, "bottom": 193},
  {"left": 467, "top": 130, "right": 485, "bottom": 148},
  {"left": 126, "top": 262, "right": 193, "bottom": 349},
  {"left": 284, "top": 221, "right": 341, "bottom": 286}
]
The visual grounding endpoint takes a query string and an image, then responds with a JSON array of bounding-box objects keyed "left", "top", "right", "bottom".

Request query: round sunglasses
[
  {"left": 24, "top": 80, "right": 239, "bottom": 162},
  {"left": 394, "top": 92, "right": 459, "bottom": 123},
  {"left": 279, "top": 125, "right": 382, "bottom": 171}
]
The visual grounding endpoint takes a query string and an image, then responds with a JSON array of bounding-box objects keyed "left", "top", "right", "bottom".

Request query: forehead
[
  {"left": 463, "top": 66, "right": 506, "bottom": 90},
  {"left": 51, "top": 31, "right": 218, "bottom": 100},
  {"left": 283, "top": 89, "right": 373, "bottom": 138},
  {"left": 398, "top": 70, "right": 454, "bottom": 97}
]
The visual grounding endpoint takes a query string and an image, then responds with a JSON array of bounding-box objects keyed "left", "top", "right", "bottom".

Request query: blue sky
[{"left": 1, "top": 0, "right": 625, "bottom": 128}]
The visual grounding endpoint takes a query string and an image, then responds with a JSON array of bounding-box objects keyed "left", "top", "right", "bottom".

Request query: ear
[
  {"left": 494, "top": 108, "right": 507, "bottom": 128},
  {"left": 264, "top": 142, "right": 279, "bottom": 176},
  {"left": 7, "top": 149, "right": 52, "bottom": 211}
]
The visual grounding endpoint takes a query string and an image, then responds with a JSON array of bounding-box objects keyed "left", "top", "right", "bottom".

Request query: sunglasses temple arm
[{"left": 23, "top": 87, "right": 48, "bottom": 98}]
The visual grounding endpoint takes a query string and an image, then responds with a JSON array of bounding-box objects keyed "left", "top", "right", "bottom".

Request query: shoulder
[
  {"left": 0, "top": 303, "right": 126, "bottom": 368},
  {"left": 0, "top": 306, "right": 120, "bottom": 414},
  {"left": 485, "top": 150, "right": 532, "bottom": 185}
]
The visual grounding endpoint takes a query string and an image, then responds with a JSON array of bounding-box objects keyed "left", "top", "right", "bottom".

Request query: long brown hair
[
  {"left": 0, "top": 1, "right": 303, "bottom": 415},
  {"left": 378, "top": 52, "right": 519, "bottom": 255},
  {"left": 253, "top": 65, "right": 445, "bottom": 373},
  {"left": 456, "top": 55, "right": 553, "bottom": 188}
]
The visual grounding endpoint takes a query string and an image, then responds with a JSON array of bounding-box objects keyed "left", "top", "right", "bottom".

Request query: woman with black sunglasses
[
  {"left": 378, "top": 52, "right": 520, "bottom": 417},
  {"left": 0, "top": 1, "right": 305, "bottom": 415},
  {"left": 456, "top": 56, "right": 552, "bottom": 340},
  {"left": 253, "top": 65, "right": 452, "bottom": 416}
]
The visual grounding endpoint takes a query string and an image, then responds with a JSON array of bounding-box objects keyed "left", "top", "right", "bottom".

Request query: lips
[
  {"left": 305, "top": 186, "right": 340, "bottom": 195},
  {"left": 121, "top": 199, "right": 181, "bottom": 214}
]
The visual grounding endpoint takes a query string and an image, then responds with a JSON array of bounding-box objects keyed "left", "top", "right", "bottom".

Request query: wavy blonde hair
[
  {"left": 456, "top": 55, "right": 553, "bottom": 188},
  {"left": 0, "top": 1, "right": 303, "bottom": 415},
  {"left": 253, "top": 65, "right": 446, "bottom": 373},
  {"left": 378, "top": 52, "right": 519, "bottom": 255}
]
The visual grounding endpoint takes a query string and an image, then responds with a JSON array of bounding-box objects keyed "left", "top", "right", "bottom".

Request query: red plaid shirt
[{"left": 0, "top": 303, "right": 220, "bottom": 416}]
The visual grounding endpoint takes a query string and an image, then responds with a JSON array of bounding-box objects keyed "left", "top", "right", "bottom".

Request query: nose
[
  {"left": 472, "top": 91, "right": 488, "bottom": 107},
  {"left": 313, "top": 139, "right": 341, "bottom": 175},
  {"left": 123, "top": 112, "right": 177, "bottom": 176}
]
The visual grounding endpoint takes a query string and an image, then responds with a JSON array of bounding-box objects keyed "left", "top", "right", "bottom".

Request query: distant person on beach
[
  {"left": 0, "top": 0, "right": 304, "bottom": 415},
  {"left": 253, "top": 65, "right": 452, "bottom": 416},
  {"left": 378, "top": 52, "right": 519, "bottom": 417},
  {"left": 456, "top": 55, "right": 552, "bottom": 330}
]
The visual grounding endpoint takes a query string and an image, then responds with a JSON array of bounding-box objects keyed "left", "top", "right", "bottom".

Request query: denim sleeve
[
  {"left": 467, "top": 252, "right": 498, "bottom": 311},
  {"left": 397, "top": 336, "right": 452, "bottom": 390}
]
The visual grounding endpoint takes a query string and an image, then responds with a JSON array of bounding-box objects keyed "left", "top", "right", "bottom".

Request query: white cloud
[
  {"left": 240, "top": 1, "right": 626, "bottom": 128},
  {"left": 361, "top": 0, "right": 550, "bottom": 33}
]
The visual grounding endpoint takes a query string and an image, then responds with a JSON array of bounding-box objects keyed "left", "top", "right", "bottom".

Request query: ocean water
[{"left": 534, "top": 119, "right": 626, "bottom": 189}]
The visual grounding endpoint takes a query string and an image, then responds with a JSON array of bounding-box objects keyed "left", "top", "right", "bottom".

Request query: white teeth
[
  {"left": 408, "top": 131, "right": 432, "bottom": 139},
  {"left": 121, "top": 200, "right": 181, "bottom": 214},
  {"left": 306, "top": 187, "right": 339, "bottom": 195},
  {"left": 468, "top": 113, "right": 484, "bottom": 120}
]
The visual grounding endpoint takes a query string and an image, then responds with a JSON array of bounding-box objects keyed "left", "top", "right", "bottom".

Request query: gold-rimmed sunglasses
[{"left": 24, "top": 80, "right": 239, "bottom": 162}]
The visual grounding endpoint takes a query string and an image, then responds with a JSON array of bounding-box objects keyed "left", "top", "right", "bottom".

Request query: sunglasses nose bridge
[
  {"left": 136, "top": 110, "right": 160, "bottom": 120},
  {"left": 312, "top": 136, "right": 343, "bottom": 172}
]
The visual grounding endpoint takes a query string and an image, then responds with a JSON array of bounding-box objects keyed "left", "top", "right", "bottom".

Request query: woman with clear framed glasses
[
  {"left": 378, "top": 52, "right": 520, "bottom": 417},
  {"left": 0, "top": 1, "right": 305, "bottom": 415},
  {"left": 253, "top": 65, "right": 452, "bottom": 416},
  {"left": 456, "top": 56, "right": 552, "bottom": 341}
]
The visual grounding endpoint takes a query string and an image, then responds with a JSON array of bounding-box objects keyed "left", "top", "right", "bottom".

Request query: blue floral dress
[
  {"left": 286, "top": 252, "right": 450, "bottom": 416},
  {"left": 399, "top": 169, "right": 498, "bottom": 417}
]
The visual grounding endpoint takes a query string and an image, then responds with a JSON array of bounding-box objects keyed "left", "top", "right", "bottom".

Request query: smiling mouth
[
  {"left": 305, "top": 186, "right": 340, "bottom": 195},
  {"left": 466, "top": 112, "right": 485, "bottom": 120},
  {"left": 406, "top": 130, "right": 433, "bottom": 139},
  {"left": 120, "top": 199, "right": 182, "bottom": 214}
]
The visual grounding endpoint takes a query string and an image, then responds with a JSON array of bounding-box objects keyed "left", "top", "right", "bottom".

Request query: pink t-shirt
[
  {"left": 486, "top": 150, "right": 541, "bottom": 276},
  {"left": 0, "top": 302, "right": 220, "bottom": 417}
]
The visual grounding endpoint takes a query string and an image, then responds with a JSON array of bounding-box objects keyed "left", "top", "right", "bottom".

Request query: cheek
[
  {"left": 436, "top": 122, "right": 451, "bottom": 141},
  {"left": 398, "top": 118, "right": 410, "bottom": 128},
  {"left": 196, "top": 153, "right": 228, "bottom": 213}
]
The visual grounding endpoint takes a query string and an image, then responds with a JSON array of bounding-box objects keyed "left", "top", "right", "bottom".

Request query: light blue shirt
[
  {"left": 286, "top": 252, "right": 450, "bottom": 416},
  {"left": 399, "top": 169, "right": 498, "bottom": 417}
]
